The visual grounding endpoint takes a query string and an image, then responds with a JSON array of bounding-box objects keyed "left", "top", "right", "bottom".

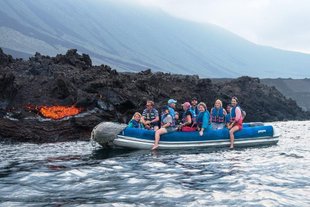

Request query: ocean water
[{"left": 0, "top": 121, "right": 309, "bottom": 206}]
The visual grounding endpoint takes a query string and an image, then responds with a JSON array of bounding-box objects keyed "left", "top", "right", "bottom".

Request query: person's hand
[
  {"left": 145, "top": 125, "right": 151, "bottom": 129},
  {"left": 199, "top": 130, "right": 203, "bottom": 136},
  {"left": 145, "top": 120, "right": 151, "bottom": 124}
]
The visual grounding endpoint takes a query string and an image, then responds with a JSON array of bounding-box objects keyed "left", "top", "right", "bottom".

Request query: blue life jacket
[
  {"left": 211, "top": 107, "right": 225, "bottom": 123},
  {"left": 129, "top": 119, "right": 143, "bottom": 128},
  {"left": 189, "top": 106, "right": 198, "bottom": 123},
  {"left": 195, "top": 106, "right": 199, "bottom": 116},
  {"left": 225, "top": 114, "right": 231, "bottom": 124},
  {"left": 168, "top": 106, "right": 176, "bottom": 126},
  {"left": 230, "top": 105, "right": 243, "bottom": 122},
  {"left": 161, "top": 113, "right": 173, "bottom": 126},
  {"left": 161, "top": 113, "right": 168, "bottom": 123}
]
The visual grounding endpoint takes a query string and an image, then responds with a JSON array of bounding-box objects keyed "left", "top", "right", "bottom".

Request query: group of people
[{"left": 128, "top": 97, "right": 244, "bottom": 150}]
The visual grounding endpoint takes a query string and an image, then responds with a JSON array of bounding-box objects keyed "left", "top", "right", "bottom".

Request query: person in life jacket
[
  {"left": 210, "top": 99, "right": 227, "bottom": 130},
  {"left": 152, "top": 106, "right": 177, "bottom": 150},
  {"left": 174, "top": 111, "right": 181, "bottom": 125},
  {"left": 179, "top": 102, "right": 196, "bottom": 132},
  {"left": 227, "top": 96, "right": 244, "bottom": 149},
  {"left": 225, "top": 104, "right": 232, "bottom": 128},
  {"left": 190, "top": 97, "right": 199, "bottom": 123},
  {"left": 196, "top": 102, "right": 211, "bottom": 136},
  {"left": 141, "top": 100, "right": 159, "bottom": 131},
  {"left": 167, "top": 99, "right": 178, "bottom": 125},
  {"left": 127, "top": 112, "right": 144, "bottom": 128}
]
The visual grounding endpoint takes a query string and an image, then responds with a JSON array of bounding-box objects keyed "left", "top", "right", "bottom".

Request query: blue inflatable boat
[{"left": 111, "top": 122, "right": 280, "bottom": 149}]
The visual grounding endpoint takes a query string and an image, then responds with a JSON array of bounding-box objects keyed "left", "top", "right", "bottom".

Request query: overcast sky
[{"left": 132, "top": 0, "right": 310, "bottom": 54}]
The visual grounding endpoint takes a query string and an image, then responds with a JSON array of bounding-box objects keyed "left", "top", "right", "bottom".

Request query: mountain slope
[
  {"left": 1, "top": 0, "right": 310, "bottom": 78},
  {"left": 261, "top": 78, "right": 310, "bottom": 111}
]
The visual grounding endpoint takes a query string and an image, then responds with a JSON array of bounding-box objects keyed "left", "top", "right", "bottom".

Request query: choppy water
[{"left": 0, "top": 121, "right": 310, "bottom": 206}]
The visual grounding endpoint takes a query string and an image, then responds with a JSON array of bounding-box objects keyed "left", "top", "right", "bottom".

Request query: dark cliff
[{"left": 0, "top": 49, "right": 308, "bottom": 142}]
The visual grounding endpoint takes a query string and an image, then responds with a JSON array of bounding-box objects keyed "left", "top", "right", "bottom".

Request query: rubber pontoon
[{"left": 91, "top": 122, "right": 280, "bottom": 149}]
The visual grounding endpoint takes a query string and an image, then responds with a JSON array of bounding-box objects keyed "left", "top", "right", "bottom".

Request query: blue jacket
[
  {"left": 197, "top": 111, "right": 211, "bottom": 130},
  {"left": 128, "top": 119, "right": 144, "bottom": 128}
]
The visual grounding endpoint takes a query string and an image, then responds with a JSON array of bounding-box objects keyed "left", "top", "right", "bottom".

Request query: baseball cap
[
  {"left": 168, "top": 99, "right": 177, "bottom": 105},
  {"left": 162, "top": 106, "right": 169, "bottom": 111},
  {"left": 182, "top": 102, "right": 191, "bottom": 108}
]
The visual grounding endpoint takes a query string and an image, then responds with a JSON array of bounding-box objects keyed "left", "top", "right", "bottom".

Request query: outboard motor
[{"left": 91, "top": 122, "right": 127, "bottom": 148}]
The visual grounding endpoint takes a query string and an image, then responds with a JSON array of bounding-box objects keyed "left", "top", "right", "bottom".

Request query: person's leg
[
  {"left": 150, "top": 122, "right": 159, "bottom": 131},
  {"left": 152, "top": 128, "right": 167, "bottom": 150},
  {"left": 229, "top": 125, "right": 240, "bottom": 149},
  {"left": 144, "top": 124, "right": 151, "bottom": 130},
  {"left": 153, "top": 126, "right": 159, "bottom": 131}
]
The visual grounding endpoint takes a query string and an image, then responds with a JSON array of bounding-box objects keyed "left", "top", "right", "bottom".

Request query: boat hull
[
  {"left": 114, "top": 135, "right": 279, "bottom": 149},
  {"left": 113, "top": 124, "right": 280, "bottom": 150}
]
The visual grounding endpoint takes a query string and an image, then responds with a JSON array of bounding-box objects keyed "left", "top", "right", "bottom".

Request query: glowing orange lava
[{"left": 39, "top": 105, "right": 82, "bottom": 120}]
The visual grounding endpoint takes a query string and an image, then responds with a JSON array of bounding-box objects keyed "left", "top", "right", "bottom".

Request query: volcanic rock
[
  {"left": 0, "top": 48, "right": 13, "bottom": 66},
  {"left": 0, "top": 48, "right": 309, "bottom": 143}
]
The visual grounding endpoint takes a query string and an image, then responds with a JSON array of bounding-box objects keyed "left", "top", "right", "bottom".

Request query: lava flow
[
  {"left": 25, "top": 104, "right": 82, "bottom": 120},
  {"left": 39, "top": 105, "right": 82, "bottom": 120}
]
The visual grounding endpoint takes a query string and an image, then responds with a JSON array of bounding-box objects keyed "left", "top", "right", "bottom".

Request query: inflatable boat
[{"left": 91, "top": 122, "right": 280, "bottom": 149}]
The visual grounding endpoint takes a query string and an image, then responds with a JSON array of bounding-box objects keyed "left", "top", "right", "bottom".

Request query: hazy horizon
[{"left": 127, "top": 0, "right": 310, "bottom": 55}]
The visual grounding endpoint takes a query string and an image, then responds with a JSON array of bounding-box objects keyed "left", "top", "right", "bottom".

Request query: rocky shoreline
[{"left": 1, "top": 48, "right": 309, "bottom": 143}]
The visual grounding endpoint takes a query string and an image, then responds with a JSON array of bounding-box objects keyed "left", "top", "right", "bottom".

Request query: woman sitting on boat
[
  {"left": 152, "top": 106, "right": 177, "bottom": 150},
  {"left": 227, "top": 96, "right": 244, "bottom": 149},
  {"left": 196, "top": 102, "right": 211, "bottom": 136},
  {"left": 127, "top": 112, "right": 144, "bottom": 128},
  {"left": 210, "top": 99, "right": 227, "bottom": 130},
  {"left": 179, "top": 102, "right": 196, "bottom": 132}
]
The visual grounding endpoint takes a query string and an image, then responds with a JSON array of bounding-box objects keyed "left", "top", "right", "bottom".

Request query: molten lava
[
  {"left": 39, "top": 106, "right": 82, "bottom": 120},
  {"left": 25, "top": 104, "right": 82, "bottom": 120}
]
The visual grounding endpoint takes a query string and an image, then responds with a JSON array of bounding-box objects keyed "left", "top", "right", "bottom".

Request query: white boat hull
[{"left": 113, "top": 135, "right": 279, "bottom": 150}]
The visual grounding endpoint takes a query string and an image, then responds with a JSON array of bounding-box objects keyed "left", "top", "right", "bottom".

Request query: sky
[{"left": 131, "top": 0, "right": 310, "bottom": 54}]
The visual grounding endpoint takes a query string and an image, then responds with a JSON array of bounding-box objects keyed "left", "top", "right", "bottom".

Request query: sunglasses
[{"left": 232, "top": 96, "right": 238, "bottom": 102}]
